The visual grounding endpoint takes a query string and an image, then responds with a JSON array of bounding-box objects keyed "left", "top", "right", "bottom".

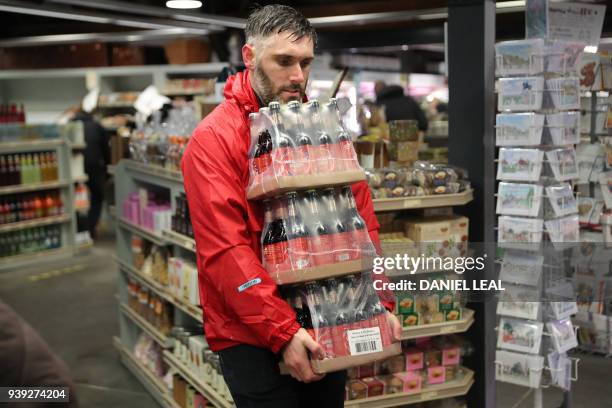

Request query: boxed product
[
  {"left": 346, "top": 379, "right": 368, "bottom": 400},
  {"left": 247, "top": 99, "right": 365, "bottom": 199},
  {"left": 394, "top": 371, "right": 423, "bottom": 394},
  {"left": 360, "top": 377, "right": 385, "bottom": 397}
]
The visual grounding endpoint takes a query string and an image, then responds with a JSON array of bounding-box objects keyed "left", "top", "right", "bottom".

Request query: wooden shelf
[
  {"left": 163, "top": 350, "right": 235, "bottom": 408},
  {"left": 400, "top": 308, "right": 475, "bottom": 340},
  {"left": 344, "top": 367, "right": 474, "bottom": 408},
  {"left": 0, "top": 214, "right": 71, "bottom": 233},
  {"left": 116, "top": 257, "right": 202, "bottom": 322},
  {"left": 114, "top": 337, "right": 178, "bottom": 408},
  {"left": 162, "top": 229, "right": 196, "bottom": 252},
  {"left": 373, "top": 189, "right": 473, "bottom": 212},
  {"left": 120, "top": 303, "right": 172, "bottom": 348},
  {"left": 117, "top": 218, "right": 166, "bottom": 246},
  {"left": 0, "top": 180, "right": 69, "bottom": 195}
]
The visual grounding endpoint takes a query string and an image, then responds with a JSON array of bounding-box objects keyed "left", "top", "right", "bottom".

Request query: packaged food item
[
  {"left": 347, "top": 379, "right": 368, "bottom": 400},
  {"left": 405, "top": 349, "right": 424, "bottom": 371},
  {"left": 379, "top": 374, "right": 404, "bottom": 394},
  {"left": 394, "top": 371, "right": 422, "bottom": 394},
  {"left": 361, "top": 377, "right": 385, "bottom": 397},
  {"left": 427, "top": 366, "right": 446, "bottom": 384}
]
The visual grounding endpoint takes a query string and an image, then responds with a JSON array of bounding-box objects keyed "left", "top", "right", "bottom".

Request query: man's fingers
[{"left": 303, "top": 335, "right": 325, "bottom": 360}]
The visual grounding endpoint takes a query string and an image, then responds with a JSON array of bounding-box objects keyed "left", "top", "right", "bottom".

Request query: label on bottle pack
[
  {"left": 309, "top": 234, "right": 335, "bottom": 266},
  {"left": 339, "top": 140, "right": 358, "bottom": 170},
  {"left": 272, "top": 147, "right": 293, "bottom": 177},
  {"left": 332, "top": 231, "right": 351, "bottom": 262},
  {"left": 313, "top": 145, "right": 334, "bottom": 174},
  {"left": 347, "top": 327, "right": 383, "bottom": 356},
  {"left": 291, "top": 145, "right": 312, "bottom": 175},
  {"left": 288, "top": 237, "right": 311, "bottom": 270},
  {"left": 332, "top": 324, "right": 349, "bottom": 357},
  {"left": 350, "top": 228, "right": 370, "bottom": 260},
  {"left": 263, "top": 241, "right": 289, "bottom": 271},
  {"left": 316, "top": 326, "right": 335, "bottom": 358}
]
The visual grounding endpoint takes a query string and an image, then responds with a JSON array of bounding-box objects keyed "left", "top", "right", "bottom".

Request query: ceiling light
[{"left": 166, "top": 0, "right": 202, "bottom": 9}]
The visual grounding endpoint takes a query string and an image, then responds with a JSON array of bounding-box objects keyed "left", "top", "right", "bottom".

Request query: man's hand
[
  {"left": 281, "top": 328, "right": 326, "bottom": 383},
  {"left": 387, "top": 311, "right": 402, "bottom": 342}
]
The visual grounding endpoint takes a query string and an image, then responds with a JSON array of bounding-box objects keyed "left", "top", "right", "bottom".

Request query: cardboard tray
[
  {"left": 271, "top": 257, "right": 374, "bottom": 285},
  {"left": 247, "top": 170, "right": 366, "bottom": 200},
  {"left": 280, "top": 342, "right": 402, "bottom": 375}
]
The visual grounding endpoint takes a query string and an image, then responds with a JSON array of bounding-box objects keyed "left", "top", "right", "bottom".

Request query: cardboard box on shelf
[
  {"left": 165, "top": 39, "right": 211, "bottom": 64},
  {"left": 111, "top": 45, "right": 145, "bottom": 66}
]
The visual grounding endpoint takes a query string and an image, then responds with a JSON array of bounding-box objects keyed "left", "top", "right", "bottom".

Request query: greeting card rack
[
  {"left": 573, "top": 61, "right": 612, "bottom": 356},
  {"left": 494, "top": 36, "right": 584, "bottom": 408}
]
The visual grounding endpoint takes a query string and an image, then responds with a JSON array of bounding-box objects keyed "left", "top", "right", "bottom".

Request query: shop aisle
[{"left": 0, "top": 232, "right": 156, "bottom": 408}]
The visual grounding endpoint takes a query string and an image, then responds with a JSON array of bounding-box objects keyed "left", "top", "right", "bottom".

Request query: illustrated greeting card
[
  {"left": 498, "top": 77, "right": 544, "bottom": 111},
  {"left": 498, "top": 148, "right": 544, "bottom": 181},
  {"left": 496, "top": 113, "right": 544, "bottom": 146},
  {"left": 545, "top": 184, "right": 577, "bottom": 217},
  {"left": 546, "top": 148, "right": 579, "bottom": 181},
  {"left": 496, "top": 350, "right": 544, "bottom": 388},
  {"left": 547, "top": 318, "right": 578, "bottom": 353},
  {"left": 499, "top": 251, "right": 544, "bottom": 287},
  {"left": 497, "top": 183, "right": 543, "bottom": 217},
  {"left": 497, "top": 317, "right": 544, "bottom": 354},
  {"left": 495, "top": 39, "right": 545, "bottom": 76},
  {"left": 546, "top": 111, "right": 580, "bottom": 145},
  {"left": 497, "top": 283, "right": 540, "bottom": 320},
  {"left": 546, "top": 77, "right": 580, "bottom": 110}
]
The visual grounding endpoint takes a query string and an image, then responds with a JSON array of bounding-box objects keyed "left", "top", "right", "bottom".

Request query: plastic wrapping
[
  {"left": 247, "top": 99, "right": 364, "bottom": 199},
  {"left": 281, "top": 273, "right": 399, "bottom": 372},
  {"left": 261, "top": 186, "right": 376, "bottom": 284},
  {"left": 365, "top": 163, "right": 469, "bottom": 199}
]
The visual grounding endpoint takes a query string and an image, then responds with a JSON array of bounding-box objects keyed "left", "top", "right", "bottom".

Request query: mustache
[{"left": 281, "top": 84, "right": 303, "bottom": 92}]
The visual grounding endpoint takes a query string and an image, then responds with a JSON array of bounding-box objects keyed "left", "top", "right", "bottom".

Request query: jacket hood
[
  {"left": 224, "top": 70, "right": 259, "bottom": 114},
  {"left": 376, "top": 85, "right": 405, "bottom": 100}
]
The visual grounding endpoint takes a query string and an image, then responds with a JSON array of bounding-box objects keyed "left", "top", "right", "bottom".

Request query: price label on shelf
[{"left": 403, "top": 199, "right": 422, "bottom": 209}]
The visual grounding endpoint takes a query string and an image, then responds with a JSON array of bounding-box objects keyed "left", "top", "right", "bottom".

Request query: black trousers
[
  {"left": 85, "top": 166, "right": 105, "bottom": 239},
  {"left": 218, "top": 344, "right": 346, "bottom": 408}
]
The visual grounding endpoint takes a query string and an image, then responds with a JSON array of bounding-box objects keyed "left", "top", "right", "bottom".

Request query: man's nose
[{"left": 289, "top": 63, "right": 304, "bottom": 84}]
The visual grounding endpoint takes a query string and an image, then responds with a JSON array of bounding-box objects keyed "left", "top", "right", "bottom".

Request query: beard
[{"left": 254, "top": 63, "right": 306, "bottom": 106}]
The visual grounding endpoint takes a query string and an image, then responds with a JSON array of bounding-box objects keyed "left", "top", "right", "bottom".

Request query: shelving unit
[
  {"left": 117, "top": 217, "right": 166, "bottom": 246},
  {"left": 344, "top": 368, "right": 474, "bottom": 408},
  {"left": 163, "top": 351, "right": 235, "bottom": 408},
  {"left": 162, "top": 229, "right": 195, "bottom": 252},
  {"left": 373, "top": 189, "right": 473, "bottom": 212},
  {"left": 0, "top": 123, "right": 89, "bottom": 271},
  {"left": 400, "top": 309, "right": 475, "bottom": 340},
  {"left": 0, "top": 214, "right": 71, "bottom": 234},
  {"left": 120, "top": 303, "right": 172, "bottom": 348},
  {"left": 113, "top": 337, "right": 178, "bottom": 408}
]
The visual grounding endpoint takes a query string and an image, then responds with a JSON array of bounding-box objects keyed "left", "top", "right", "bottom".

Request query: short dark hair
[{"left": 245, "top": 4, "right": 317, "bottom": 48}]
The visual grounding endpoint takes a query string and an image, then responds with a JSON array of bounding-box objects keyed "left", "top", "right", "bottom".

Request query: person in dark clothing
[
  {"left": 71, "top": 110, "right": 110, "bottom": 240},
  {"left": 0, "top": 299, "right": 78, "bottom": 407},
  {"left": 375, "top": 81, "right": 429, "bottom": 133}
]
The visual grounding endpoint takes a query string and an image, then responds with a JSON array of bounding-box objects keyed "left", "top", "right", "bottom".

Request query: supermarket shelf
[
  {"left": 120, "top": 303, "right": 172, "bottom": 348},
  {"left": 163, "top": 89, "right": 208, "bottom": 96},
  {"left": 71, "top": 143, "right": 87, "bottom": 150},
  {"left": 124, "top": 159, "right": 183, "bottom": 184},
  {"left": 116, "top": 257, "right": 171, "bottom": 302},
  {"left": 400, "top": 308, "right": 475, "bottom": 340},
  {"left": 117, "top": 218, "right": 166, "bottom": 246},
  {"left": 373, "top": 189, "right": 473, "bottom": 212},
  {"left": 344, "top": 367, "right": 474, "bottom": 408},
  {"left": 163, "top": 350, "right": 234, "bottom": 408},
  {"left": 0, "top": 241, "right": 92, "bottom": 270},
  {"left": 116, "top": 257, "right": 202, "bottom": 322},
  {"left": 73, "top": 174, "right": 89, "bottom": 183},
  {"left": 162, "top": 229, "right": 195, "bottom": 252},
  {"left": 0, "top": 139, "right": 64, "bottom": 153},
  {"left": 114, "top": 337, "right": 178, "bottom": 408},
  {"left": 0, "top": 214, "right": 71, "bottom": 234},
  {"left": 0, "top": 180, "right": 70, "bottom": 195}
]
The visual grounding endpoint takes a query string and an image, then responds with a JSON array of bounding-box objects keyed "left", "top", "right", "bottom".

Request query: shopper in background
[
  {"left": 182, "top": 5, "right": 400, "bottom": 407},
  {"left": 375, "top": 80, "right": 429, "bottom": 135},
  {"left": 0, "top": 299, "right": 78, "bottom": 407},
  {"left": 71, "top": 109, "right": 110, "bottom": 240}
]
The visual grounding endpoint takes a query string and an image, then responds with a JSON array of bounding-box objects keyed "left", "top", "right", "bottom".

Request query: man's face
[{"left": 248, "top": 32, "right": 314, "bottom": 105}]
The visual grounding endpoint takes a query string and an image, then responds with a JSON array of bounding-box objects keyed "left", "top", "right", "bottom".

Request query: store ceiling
[{"left": 0, "top": 0, "right": 611, "bottom": 63}]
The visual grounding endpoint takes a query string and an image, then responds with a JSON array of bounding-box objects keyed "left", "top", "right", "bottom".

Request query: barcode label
[{"left": 347, "top": 327, "right": 383, "bottom": 356}]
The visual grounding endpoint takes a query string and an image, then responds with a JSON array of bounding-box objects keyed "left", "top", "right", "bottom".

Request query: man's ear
[{"left": 242, "top": 44, "right": 256, "bottom": 71}]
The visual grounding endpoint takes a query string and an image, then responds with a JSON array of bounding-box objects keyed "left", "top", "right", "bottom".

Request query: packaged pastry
[
  {"left": 376, "top": 354, "right": 406, "bottom": 375},
  {"left": 394, "top": 371, "right": 422, "bottom": 394},
  {"left": 425, "top": 349, "right": 443, "bottom": 367},
  {"left": 427, "top": 366, "right": 446, "bottom": 384},
  {"left": 347, "top": 379, "right": 368, "bottom": 400},
  {"left": 361, "top": 377, "right": 385, "bottom": 397},
  {"left": 379, "top": 374, "right": 403, "bottom": 394},
  {"left": 405, "top": 349, "right": 424, "bottom": 371},
  {"left": 402, "top": 313, "right": 420, "bottom": 327},
  {"left": 357, "top": 363, "right": 376, "bottom": 379}
]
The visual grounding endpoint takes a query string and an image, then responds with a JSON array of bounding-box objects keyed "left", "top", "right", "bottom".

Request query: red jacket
[{"left": 182, "top": 70, "right": 394, "bottom": 353}]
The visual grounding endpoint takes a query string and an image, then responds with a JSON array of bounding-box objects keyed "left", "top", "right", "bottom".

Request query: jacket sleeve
[
  {"left": 182, "top": 129, "right": 300, "bottom": 354},
  {"left": 351, "top": 181, "right": 396, "bottom": 312}
]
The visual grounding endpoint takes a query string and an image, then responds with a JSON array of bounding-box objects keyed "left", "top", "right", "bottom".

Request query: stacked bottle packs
[
  {"left": 262, "top": 186, "right": 375, "bottom": 284},
  {"left": 247, "top": 98, "right": 365, "bottom": 199},
  {"left": 281, "top": 275, "right": 396, "bottom": 372}
]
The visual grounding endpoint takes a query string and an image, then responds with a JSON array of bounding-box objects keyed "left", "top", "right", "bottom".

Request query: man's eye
[
  {"left": 278, "top": 59, "right": 292, "bottom": 67},
  {"left": 301, "top": 60, "right": 312, "bottom": 68}
]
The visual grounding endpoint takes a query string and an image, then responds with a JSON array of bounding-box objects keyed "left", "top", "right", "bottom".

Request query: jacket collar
[{"left": 224, "top": 70, "right": 260, "bottom": 114}]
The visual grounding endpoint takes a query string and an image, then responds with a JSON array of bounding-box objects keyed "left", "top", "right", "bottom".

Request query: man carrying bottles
[{"left": 182, "top": 4, "right": 401, "bottom": 407}]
